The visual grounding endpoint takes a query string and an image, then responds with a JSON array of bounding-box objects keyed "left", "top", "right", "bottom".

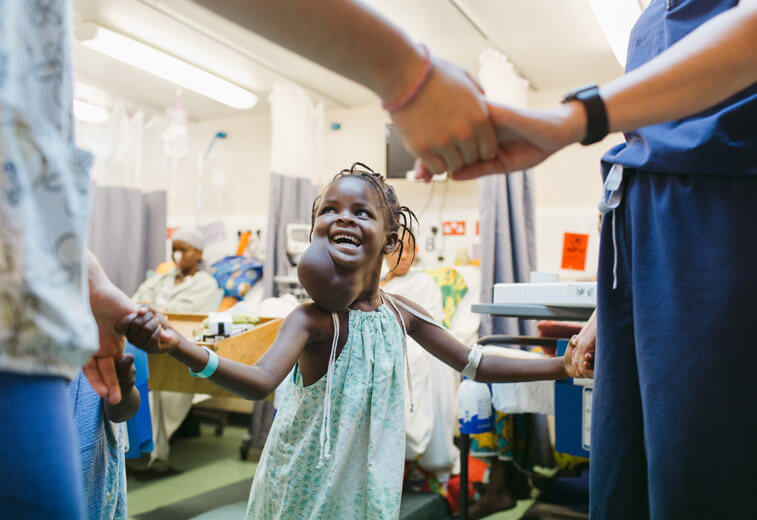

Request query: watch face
[
  {"left": 563, "top": 83, "right": 597, "bottom": 103},
  {"left": 576, "top": 87, "right": 599, "bottom": 101}
]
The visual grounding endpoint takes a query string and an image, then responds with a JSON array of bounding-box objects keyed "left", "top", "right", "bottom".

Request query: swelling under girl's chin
[{"left": 297, "top": 238, "right": 361, "bottom": 312}]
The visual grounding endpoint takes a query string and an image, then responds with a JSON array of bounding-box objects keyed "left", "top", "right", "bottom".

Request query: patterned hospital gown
[
  {"left": 246, "top": 304, "right": 407, "bottom": 520},
  {"left": 0, "top": 0, "right": 98, "bottom": 378},
  {"left": 69, "top": 371, "right": 128, "bottom": 520}
]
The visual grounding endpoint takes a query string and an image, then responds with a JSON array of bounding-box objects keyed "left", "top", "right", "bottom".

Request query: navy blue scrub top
[{"left": 602, "top": 0, "right": 757, "bottom": 176}]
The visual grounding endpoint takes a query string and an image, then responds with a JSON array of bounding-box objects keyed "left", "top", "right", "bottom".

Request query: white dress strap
[
  {"left": 318, "top": 312, "right": 340, "bottom": 467},
  {"left": 381, "top": 290, "right": 445, "bottom": 414},
  {"left": 388, "top": 295, "right": 446, "bottom": 330}
]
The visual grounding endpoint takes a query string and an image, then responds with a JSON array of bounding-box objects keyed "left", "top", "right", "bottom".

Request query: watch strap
[{"left": 562, "top": 84, "right": 608, "bottom": 146}]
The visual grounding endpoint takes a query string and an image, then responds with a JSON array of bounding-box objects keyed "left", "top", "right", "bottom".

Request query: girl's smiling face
[{"left": 313, "top": 176, "right": 397, "bottom": 269}]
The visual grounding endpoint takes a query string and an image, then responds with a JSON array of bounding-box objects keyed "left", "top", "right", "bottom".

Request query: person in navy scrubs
[{"left": 421, "top": 1, "right": 757, "bottom": 518}]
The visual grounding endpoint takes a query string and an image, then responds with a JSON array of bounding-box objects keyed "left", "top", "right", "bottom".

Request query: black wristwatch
[{"left": 561, "top": 84, "right": 608, "bottom": 146}]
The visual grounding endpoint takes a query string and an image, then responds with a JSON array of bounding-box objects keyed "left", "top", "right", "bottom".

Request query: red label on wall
[
  {"left": 443, "top": 221, "right": 466, "bottom": 236},
  {"left": 167, "top": 227, "right": 178, "bottom": 239},
  {"left": 476, "top": 220, "right": 480, "bottom": 235},
  {"left": 561, "top": 232, "right": 589, "bottom": 271}
]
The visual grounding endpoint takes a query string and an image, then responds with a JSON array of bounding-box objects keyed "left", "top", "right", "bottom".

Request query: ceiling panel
[
  {"left": 458, "top": 0, "right": 624, "bottom": 89},
  {"left": 73, "top": 0, "right": 627, "bottom": 121}
]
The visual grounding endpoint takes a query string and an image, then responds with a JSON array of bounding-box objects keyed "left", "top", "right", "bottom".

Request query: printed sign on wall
[
  {"left": 561, "top": 232, "right": 589, "bottom": 271},
  {"left": 443, "top": 221, "right": 466, "bottom": 236}
]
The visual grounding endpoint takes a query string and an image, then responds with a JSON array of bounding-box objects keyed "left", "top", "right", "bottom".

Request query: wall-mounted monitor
[{"left": 385, "top": 124, "right": 415, "bottom": 179}]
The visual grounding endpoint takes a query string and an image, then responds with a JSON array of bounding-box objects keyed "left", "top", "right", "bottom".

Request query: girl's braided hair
[{"left": 310, "top": 162, "right": 418, "bottom": 271}]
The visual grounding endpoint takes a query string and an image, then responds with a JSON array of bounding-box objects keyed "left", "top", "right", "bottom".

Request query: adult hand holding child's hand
[
  {"left": 116, "top": 305, "right": 179, "bottom": 354},
  {"left": 395, "top": 54, "right": 497, "bottom": 180},
  {"left": 569, "top": 311, "right": 596, "bottom": 378},
  {"left": 416, "top": 100, "right": 588, "bottom": 181}
]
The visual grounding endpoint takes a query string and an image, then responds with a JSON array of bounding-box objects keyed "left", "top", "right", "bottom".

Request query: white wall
[
  {"left": 528, "top": 88, "right": 625, "bottom": 279},
  {"left": 172, "top": 112, "right": 271, "bottom": 219},
  {"left": 165, "top": 112, "right": 272, "bottom": 265}
]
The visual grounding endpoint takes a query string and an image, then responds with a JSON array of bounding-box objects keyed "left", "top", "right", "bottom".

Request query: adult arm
[
  {"left": 83, "top": 250, "right": 137, "bottom": 404},
  {"left": 442, "top": 0, "right": 757, "bottom": 179},
  {"left": 192, "top": 0, "right": 497, "bottom": 174}
]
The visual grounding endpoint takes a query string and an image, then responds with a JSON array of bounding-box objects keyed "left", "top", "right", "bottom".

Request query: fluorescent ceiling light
[
  {"left": 73, "top": 99, "right": 109, "bottom": 123},
  {"left": 78, "top": 23, "right": 257, "bottom": 110},
  {"left": 587, "top": 0, "right": 642, "bottom": 68}
]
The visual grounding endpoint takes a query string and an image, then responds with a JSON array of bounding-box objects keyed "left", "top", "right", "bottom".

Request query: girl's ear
[{"left": 383, "top": 231, "right": 399, "bottom": 255}]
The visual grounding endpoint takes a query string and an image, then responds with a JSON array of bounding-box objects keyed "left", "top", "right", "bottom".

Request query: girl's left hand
[
  {"left": 569, "top": 310, "right": 597, "bottom": 378},
  {"left": 562, "top": 342, "right": 581, "bottom": 379}
]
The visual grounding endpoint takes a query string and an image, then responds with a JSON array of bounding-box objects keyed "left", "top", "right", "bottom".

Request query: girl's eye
[
  {"left": 356, "top": 208, "right": 372, "bottom": 218},
  {"left": 320, "top": 206, "right": 335, "bottom": 215}
]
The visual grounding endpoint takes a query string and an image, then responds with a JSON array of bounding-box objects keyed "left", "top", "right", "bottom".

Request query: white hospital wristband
[{"left": 461, "top": 343, "right": 484, "bottom": 380}]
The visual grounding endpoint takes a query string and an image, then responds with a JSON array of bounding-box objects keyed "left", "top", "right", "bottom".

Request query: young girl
[{"left": 118, "top": 163, "right": 582, "bottom": 520}]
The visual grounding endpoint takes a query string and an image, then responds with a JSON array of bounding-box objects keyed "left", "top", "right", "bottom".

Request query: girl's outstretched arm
[
  {"left": 117, "top": 304, "right": 323, "bottom": 400},
  {"left": 388, "top": 294, "right": 576, "bottom": 382}
]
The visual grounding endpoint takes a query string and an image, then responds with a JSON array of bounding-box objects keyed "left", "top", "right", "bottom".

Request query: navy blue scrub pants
[
  {"left": 0, "top": 371, "right": 84, "bottom": 519},
  {"left": 590, "top": 170, "right": 757, "bottom": 519}
]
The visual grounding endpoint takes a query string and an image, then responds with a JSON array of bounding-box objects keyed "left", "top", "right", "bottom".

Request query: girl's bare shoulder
[{"left": 288, "top": 302, "right": 338, "bottom": 342}]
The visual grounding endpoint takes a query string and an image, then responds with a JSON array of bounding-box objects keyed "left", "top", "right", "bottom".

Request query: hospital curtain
[
  {"left": 477, "top": 50, "right": 554, "bottom": 473},
  {"left": 77, "top": 103, "right": 169, "bottom": 295},
  {"left": 263, "top": 81, "right": 324, "bottom": 297},
  {"left": 477, "top": 49, "right": 537, "bottom": 337}
]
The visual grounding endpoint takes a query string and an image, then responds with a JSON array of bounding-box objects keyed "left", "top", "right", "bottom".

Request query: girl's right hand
[{"left": 116, "top": 305, "right": 179, "bottom": 354}]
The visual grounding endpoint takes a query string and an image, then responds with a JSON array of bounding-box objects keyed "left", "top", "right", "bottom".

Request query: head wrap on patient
[{"left": 172, "top": 228, "right": 205, "bottom": 250}]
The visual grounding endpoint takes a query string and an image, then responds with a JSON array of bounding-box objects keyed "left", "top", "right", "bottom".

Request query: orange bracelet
[{"left": 381, "top": 44, "right": 432, "bottom": 113}]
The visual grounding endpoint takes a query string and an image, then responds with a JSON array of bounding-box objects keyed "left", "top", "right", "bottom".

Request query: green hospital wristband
[{"left": 189, "top": 346, "right": 219, "bottom": 378}]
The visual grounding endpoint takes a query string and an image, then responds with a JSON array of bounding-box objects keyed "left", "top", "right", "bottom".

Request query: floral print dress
[{"left": 246, "top": 297, "right": 410, "bottom": 520}]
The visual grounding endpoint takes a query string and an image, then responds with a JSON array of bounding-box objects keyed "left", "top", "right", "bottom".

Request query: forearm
[
  {"left": 170, "top": 337, "right": 275, "bottom": 400},
  {"left": 87, "top": 249, "right": 110, "bottom": 294},
  {"left": 194, "top": 0, "right": 425, "bottom": 101},
  {"left": 476, "top": 355, "right": 567, "bottom": 383},
  {"left": 104, "top": 387, "right": 140, "bottom": 423},
  {"left": 87, "top": 249, "right": 134, "bottom": 314},
  {"left": 601, "top": 3, "right": 757, "bottom": 133}
]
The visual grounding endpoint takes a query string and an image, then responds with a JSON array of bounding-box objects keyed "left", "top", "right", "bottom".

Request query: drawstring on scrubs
[
  {"left": 611, "top": 209, "right": 619, "bottom": 290},
  {"left": 599, "top": 164, "right": 625, "bottom": 291}
]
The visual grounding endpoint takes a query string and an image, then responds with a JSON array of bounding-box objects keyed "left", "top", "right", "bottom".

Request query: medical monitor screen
[{"left": 385, "top": 124, "right": 415, "bottom": 179}]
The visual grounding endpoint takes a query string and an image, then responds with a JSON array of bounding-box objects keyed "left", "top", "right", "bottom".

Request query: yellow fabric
[{"left": 423, "top": 268, "right": 468, "bottom": 328}]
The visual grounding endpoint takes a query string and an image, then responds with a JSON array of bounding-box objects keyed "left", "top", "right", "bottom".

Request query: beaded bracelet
[{"left": 381, "top": 44, "right": 433, "bottom": 113}]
